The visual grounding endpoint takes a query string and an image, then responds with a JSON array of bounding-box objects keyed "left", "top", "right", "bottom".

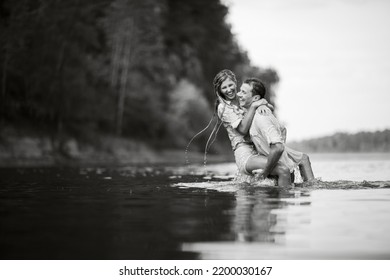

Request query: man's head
[{"left": 237, "top": 78, "right": 266, "bottom": 108}]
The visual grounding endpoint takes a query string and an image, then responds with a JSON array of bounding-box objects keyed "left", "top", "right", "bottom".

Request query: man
[{"left": 237, "top": 78, "right": 315, "bottom": 183}]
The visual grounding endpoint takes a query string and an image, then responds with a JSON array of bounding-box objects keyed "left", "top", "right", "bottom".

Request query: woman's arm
[{"left": 236, "top": 100, "right": 267, "bottom": 135}]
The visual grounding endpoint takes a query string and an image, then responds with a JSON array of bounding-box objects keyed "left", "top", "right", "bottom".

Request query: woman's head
[{"left": 213, "top": 69, "right": 237, "bottom": 101}]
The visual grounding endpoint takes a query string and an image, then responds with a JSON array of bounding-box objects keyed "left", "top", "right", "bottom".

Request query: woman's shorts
[{"left": 234, "top": 144, "right": 257, "bottom": 175}]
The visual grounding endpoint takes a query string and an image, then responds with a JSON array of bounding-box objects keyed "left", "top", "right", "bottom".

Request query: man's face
[{"left": 237, "top": 83, "right": 255, "bottom": 108}]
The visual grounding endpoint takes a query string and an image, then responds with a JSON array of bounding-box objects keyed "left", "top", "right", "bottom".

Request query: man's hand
[{"left": 252, "top": 169, "right": 266, "bottom": 180}]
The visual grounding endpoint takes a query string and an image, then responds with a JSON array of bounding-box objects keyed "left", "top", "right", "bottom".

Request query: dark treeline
[
  {"left": 289, "top": 130, "right": 390, "bottom": 153},
  {"left": 0, "top": 0, "right": 279, "bottom": 155}
]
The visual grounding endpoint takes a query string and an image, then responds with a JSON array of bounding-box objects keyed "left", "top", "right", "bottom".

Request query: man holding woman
[
  {"left": 213, "top": 69, "right": 314, "bottom": 186},
  {"left": 237, "top": 77, "right": 314, "bottom": 183}
]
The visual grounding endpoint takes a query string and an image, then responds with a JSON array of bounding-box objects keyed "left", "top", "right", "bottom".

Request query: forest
[{"left": 0, "top": 0, "right": 279, "bottom": 164}]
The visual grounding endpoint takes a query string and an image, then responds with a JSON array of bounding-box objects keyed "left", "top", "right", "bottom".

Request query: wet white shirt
[
  {"left": 217, "top": 101, "right": 251, "bottom": 151},
  {"left": 249, "top": 112, "right": 302, "bottom": 172}
]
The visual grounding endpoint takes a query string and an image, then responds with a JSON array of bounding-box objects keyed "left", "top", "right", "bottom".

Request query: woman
[{"left": 213, "top": 69, "right": 292, "bottom": 186}]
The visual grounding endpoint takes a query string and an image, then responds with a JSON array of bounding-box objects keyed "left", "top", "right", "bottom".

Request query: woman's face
[{"left": 220, "top": 78, "right": 237, "bottom": 101}]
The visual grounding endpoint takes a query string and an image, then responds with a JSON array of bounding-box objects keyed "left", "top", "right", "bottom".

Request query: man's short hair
[{"left": 243, "top": 78, "right": 266, "bottom": 99}]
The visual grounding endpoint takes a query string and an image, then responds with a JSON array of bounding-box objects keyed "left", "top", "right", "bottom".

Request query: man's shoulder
[
  {"left": 254, "top": 112, "right": 278, "bottom": 122},
  {"left": 254, "top": 112, "right": 281, "bottom": 129}
]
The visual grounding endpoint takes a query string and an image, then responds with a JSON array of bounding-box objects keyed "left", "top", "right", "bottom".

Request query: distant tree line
[
  {"left": 0, "top": 0, "right": 279, "bottom": 153},
  {"left": 289, "top": 130, "right": 390, "bottom": 153}
]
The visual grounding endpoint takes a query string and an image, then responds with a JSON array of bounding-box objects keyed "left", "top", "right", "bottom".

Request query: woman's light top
[{"left": 217, "top": 101, "right": 251, "bottom": 151}]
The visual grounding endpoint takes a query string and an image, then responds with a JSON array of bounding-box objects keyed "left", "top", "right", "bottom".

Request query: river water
[{"left": 1, "top": 153, "right": 390, "bottom": 260}]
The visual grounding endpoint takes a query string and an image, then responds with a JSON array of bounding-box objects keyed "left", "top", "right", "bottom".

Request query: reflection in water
[
  {"left": 1, "top": 164, "right": 390, "bottom": 260},
  {"left": 182, "top": 185, "right": 390, "bottom": 259},
  {"left": 178, "top": 182, "right": 317, "bottom": 259},
  {"left": 232, "top": 188, "right": 299, "bottom": 243},
  {"left": 175, "top": 179, "right": 313, "bottom": 247}
]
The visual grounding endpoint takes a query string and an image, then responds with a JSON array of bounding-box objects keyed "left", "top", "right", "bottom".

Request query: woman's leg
[
  {"left": 299, "top": 154, "right": 315, "bottom": 181},
  {"left": 245, "top": 154, "right": 267, "bottom": 173},
  {"left": 245, "top": 155, "right": 291, "bottom": 187}
]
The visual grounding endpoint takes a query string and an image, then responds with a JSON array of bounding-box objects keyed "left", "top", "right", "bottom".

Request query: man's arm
[
  {"left": 261, "top": 143, "right": 284, "bottom": 178},
  {"left": 251, "top": 114, "right": 285, "bottom": 177}
]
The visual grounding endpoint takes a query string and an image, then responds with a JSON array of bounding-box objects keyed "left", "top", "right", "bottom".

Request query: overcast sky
[{"left": 223, "top": 0, "right": 390, "bottom": 141}]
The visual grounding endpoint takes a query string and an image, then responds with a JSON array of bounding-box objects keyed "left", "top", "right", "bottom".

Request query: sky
[{"left": 223, "top": 0, "right": 390, "bottom": 141}]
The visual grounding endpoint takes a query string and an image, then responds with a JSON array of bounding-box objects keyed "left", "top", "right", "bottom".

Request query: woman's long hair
[{"left": 185, "top": 69, "right": 237, "bottom": 165}]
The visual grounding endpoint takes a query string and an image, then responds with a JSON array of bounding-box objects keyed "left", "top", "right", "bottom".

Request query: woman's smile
[
  {"left": 220, "top": 78, "right": 237, "bottom": 100},
  {"left": 225, "top": 90, "right": 236, "bottom": 99}
]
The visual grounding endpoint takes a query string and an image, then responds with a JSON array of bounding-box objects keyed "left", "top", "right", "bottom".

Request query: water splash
[
  {"left": 172, "top": 173, "right": 390, "bottom": 193},
  {"left": 297, "top": 179, "right": 390, "bottom": 190},
  {"left": 184, "top": 114, "right": 218, "bottom": 167}
]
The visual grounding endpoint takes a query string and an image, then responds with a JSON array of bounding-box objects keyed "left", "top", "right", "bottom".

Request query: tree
[
  {"left": 104, "top": 0, "right": 170, "bottom": 137},
  {"left": 0, "top": 0, "right": 281, "bottom": 155}
]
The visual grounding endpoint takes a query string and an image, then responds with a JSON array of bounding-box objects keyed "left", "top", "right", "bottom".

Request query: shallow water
[{"left": 1, "top": 153, "right": 390, "bottom": 259}]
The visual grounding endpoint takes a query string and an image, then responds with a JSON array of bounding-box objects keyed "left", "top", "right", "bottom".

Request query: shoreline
[
  {"left": 0, "top": 151, "right": 233, "bottom": 168},
  {"left": 0, "top": 135, "right": 233, "bottom": 168},
  {"left": 2, "top": 135, "right": 388, "bottom": 168}
]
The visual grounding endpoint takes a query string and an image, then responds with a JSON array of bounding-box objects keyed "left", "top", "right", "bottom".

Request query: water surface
[{"left": 1, "top": 153, "right": 390, "bottom": 259}]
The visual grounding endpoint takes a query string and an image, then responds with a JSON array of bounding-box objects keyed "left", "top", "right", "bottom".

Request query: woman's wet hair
[{"left": 186, "top": 69, "right": 237, "bottom": 165}]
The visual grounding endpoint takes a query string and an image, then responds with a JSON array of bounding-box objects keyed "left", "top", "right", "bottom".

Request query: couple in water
[{"left": 213, "top": 69, "right": 314, "bottom": 187}]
